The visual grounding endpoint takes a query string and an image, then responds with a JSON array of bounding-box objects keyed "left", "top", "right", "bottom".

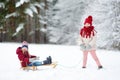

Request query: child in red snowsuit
[{"left": 16, "top": 41, "right": 52, "bottom": 69}]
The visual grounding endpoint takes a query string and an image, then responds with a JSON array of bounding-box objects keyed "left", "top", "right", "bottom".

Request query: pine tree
[
  {"left": 14, "top": 0, "right": 49, "bottom": 43},
  {"left": 109, "top": 1, "right": 120, "bottom": 50},
  {"left": 47, "top": 0, "right": 86, "bottom": 44},
  {"left": 0, "top": 0, "right": 49, "bottom": 43},
  {"left": 0, "top": 0, "right": 16, "bottom": 41},
  {"left": 0, "top": 0, "right": 6, "bottom": 27},
  {"left": 0, "top": 0, "right": 7, "bottom": 41}
]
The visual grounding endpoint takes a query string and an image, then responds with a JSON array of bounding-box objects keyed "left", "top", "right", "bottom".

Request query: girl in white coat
[{"left": 79, "top": 16, "right": 103, "bottom": 69}]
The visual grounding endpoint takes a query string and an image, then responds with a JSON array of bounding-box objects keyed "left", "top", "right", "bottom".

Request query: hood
[{"left": 16, "top": 47, "right": 22, "bottom": 55}]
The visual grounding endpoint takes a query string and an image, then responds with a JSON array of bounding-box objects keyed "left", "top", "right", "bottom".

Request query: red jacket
[{"left": 16, "top": 47, "right": 36, "bottom": 67}]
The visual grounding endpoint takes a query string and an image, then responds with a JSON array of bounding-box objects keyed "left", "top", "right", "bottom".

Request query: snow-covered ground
[{"left": 0, "top": 43, "right": 120, "bottom": 80}]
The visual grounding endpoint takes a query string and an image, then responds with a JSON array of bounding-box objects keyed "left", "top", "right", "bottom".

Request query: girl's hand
[{"left": 36, "top": 56, "right": 40, "bottom": 60}]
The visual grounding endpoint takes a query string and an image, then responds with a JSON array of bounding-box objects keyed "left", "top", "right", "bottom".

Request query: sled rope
[{"left": 57, "top": 59, "right": 82, "bottom": 68}]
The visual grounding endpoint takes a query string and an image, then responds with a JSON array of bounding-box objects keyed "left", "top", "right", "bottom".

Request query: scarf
[{"left": 80, "top": 26, "right": 95, "bottom": 38}]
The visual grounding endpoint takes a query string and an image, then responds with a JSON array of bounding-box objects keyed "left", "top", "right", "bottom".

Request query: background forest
[{"left": 0, "top": 0, "right": 120, "bottom": 50}]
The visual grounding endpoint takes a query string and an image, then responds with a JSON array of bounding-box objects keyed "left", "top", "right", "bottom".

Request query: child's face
[
  {"left": 22, "top": 47, "right": 28, "bottom": 52},
  {"left": 84, "top": 23, "right": 90, "bottom": 27}
]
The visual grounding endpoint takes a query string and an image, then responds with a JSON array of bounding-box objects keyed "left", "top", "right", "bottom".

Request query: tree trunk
[
  {"left": 43, "top": 0, "right": 48, "bottom": 43},
  {"left": 7, "top": 0, "right": 16, "bottom": 41}
]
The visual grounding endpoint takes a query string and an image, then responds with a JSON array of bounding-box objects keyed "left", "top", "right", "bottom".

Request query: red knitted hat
[{"left": 84, "top": 15, "right": 93, "bottom": 26}]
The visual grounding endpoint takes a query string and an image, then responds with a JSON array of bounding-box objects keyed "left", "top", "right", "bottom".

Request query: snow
[
  {"left": 5, "top": 12, "right": 18, "bottom": 19},
  {"left": 0, "top": 43, "right": 120, "bottom": 80},
  {"left": 16, "top": 0, "right": 30, "bottom": 7},
  {"left": 16, "top": 23, "right": 24, "bottom": 33},
  {"left": 30, "top": 4, "right": 38, "bottom": 14},
  {"left": 39, "top": 20, "right": 47, "bottom": 25},
  {"left": 24, "top": 8, "right": 33, "bottom": 17},
  {"left": 40, "top": 28, "right": 47, "bottom": 33},
  {"left": 0, "top": 3, "right": 4, "bottom": 8},
  {"left": 13, "top": 23, "right": 24, "bottom": 36},
  {"left": 34, "top": 3, "right": 43, "bottom": 10},
  {"left": 47, "top": 0, "right": 120, "bottom": 50}
]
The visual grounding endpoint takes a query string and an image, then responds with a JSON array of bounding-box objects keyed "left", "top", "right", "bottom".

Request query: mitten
[
  {"left": 35, "top": 56, "right": 40, "bottom": 60},
  {"left": 29, "top": 58, "right": 36, "bottom": 62},
  {"left": 80, "top": 44, "right": 86, "bottom": 50},
  {"left": 85, "top": 44, "right": 92, "bottom": 50}
]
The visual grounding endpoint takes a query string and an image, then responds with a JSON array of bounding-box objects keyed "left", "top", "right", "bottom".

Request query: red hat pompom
[{"left": 22, "top": 41, "right": 28, "bottom": 46}]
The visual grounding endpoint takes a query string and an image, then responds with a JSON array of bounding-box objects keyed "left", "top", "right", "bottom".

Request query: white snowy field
[{"left": 0, "top": 43, "right": 120, "bottom": 80}]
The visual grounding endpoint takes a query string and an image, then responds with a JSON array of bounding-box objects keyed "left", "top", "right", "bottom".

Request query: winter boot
[
  {"left": 98, "top": 66, "right": 103, "bottom": 69},
  {"left": 43, "top": 60, "right": 49, "bottom": 65},
  {"left": 47, "top": 56, "right": 52, "bottom": 64},
  {"left": 82, "top": 66, "right": 86, "bottom": 69},
  {"left": 48, "top": 56, "right": 52, "bottom": 64}
]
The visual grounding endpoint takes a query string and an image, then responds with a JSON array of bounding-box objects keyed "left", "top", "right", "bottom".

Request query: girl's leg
[
  {"left": 82, "top": 51, "right": 88, "bottom": 68},
  {"left": 28, "top": 61, "right": 43, "bottom": 66},
  {"left": 90, "top": 50, "right": 102, "bottom": 67},
  {"left": 33, "top": 61, "right": 43, "bottom": 66}
]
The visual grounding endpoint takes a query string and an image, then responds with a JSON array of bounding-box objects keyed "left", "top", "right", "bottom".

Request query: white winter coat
[{"left": 77, "top": 31, "right": 97, "bottom": 51}]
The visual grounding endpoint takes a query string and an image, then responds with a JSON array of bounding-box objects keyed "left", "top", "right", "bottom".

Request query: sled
[
  {"left": 21, "top": 66, "right": 37, "bottom": 71},
  {"left": 20, "top": 62, "right": 57, "bottom": 71},
  {"left": 42, "top": 61, "right": 57, "bottom": 68}
]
